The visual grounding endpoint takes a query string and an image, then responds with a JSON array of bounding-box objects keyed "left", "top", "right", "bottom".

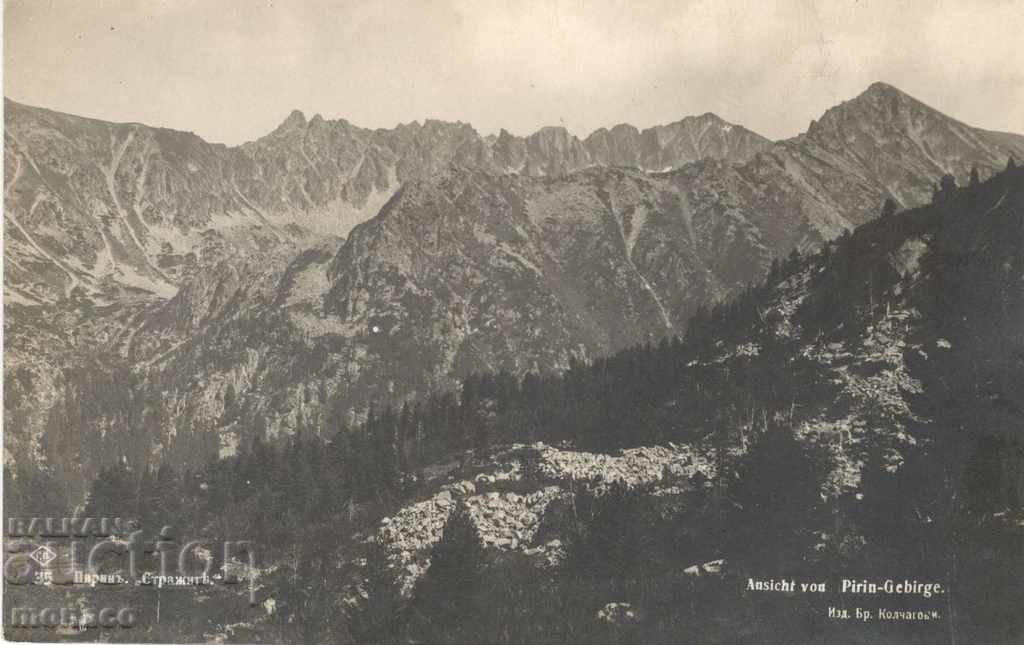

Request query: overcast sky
[{"left": 5, "top": 0, "right": 1023, "bottom": 146}]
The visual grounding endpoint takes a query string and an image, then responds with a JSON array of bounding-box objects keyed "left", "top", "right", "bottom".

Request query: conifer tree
[
  {"left": 939, "top": 173, "right": 957, "bottom": 199},
  {"left": 412, "top": 502, "right": 486, "bottom": 643},
  {"left": 353, "top": 537, "right": 406, "bottom": 644},
  {"left": 881, "top": 197, "right": 898, "bottom": 218},
  {"left": 728, "top": 425, "right": 833, "bottom": 573},
  {"left": 84, "top": 460, "right": 134, "bottom": 518}
]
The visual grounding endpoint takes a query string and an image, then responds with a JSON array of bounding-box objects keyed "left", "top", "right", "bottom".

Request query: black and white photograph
[{"left": 2, "top": 1, "right": 1023, "bottom": 642}]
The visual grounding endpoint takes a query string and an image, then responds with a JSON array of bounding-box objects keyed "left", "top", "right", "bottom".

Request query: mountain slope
[
  {"left": 6, "top": 83, "right": 1018, "bottom": 306},
  {"left": 353, "top": 163, "right": 1024, "bottom": 644},
  {"left": 3, "top": 100, "right": 769, "bottom": 304},
  {"left": 795, "top": 81, "right": 1024, "bottom": 210},
  {"left": 5, "top": 83, "right": 1023, "bottom": 492}
]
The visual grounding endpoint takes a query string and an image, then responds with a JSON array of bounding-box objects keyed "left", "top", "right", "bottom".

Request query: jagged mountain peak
[
  {"left": 796, "top": 81, "right": 1023, "bottom": 207},
  {"left": 851, "top": 80, "right": 918, "bottom": 104},
  {"left": 608, "top": 123, "right": 640, "bottom": 136},
  {"left": 857, "top": 81, "right": 938, "bottom": 113},
  {"left": 530, "top": 125, "right": 575, "bottom": 139},
  {"left": 659, "top": 112, "right": 743, "bottom": 131},
  {"left": 423, "top": 117, "right": 470, "bottom": 128},
  {"left": 273, "top": 108, "right": 308, "bottom": 133},
  {"left": 657, "top": 112, "right": 758, "bottom": 141},
  {"left": 809, "top": 81, "right": 955, "bottom": 136},
  {"left": 862, "top": 80, "right": 905, "bottom": 96},
  {"left": 691, "top": 111, "right": 727, "bottom": 123}
]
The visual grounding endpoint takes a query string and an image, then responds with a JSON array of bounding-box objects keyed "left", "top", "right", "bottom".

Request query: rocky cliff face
[
  {"left": 5, "top": 83, "right": 1023, "bottom": 496},
  {"left": 3, "top": 100, "right": 769, "bottom": 306},
  {"left": 585, "top": 113, "right": 770, "bottom": 171},
  {"left": 804, "top": 82, "right": 1024, "bottom": 205}
]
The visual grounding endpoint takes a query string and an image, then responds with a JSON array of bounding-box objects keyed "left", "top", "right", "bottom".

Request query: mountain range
[
  {"left": 3, "top": 100, "right": 768, "bottom": 305},
  {"left": 8, "top": 82, "right": 1022, "bottom": 305},
  {"left": 4, "top": 82, "right": 1023, "bottom": 495}
]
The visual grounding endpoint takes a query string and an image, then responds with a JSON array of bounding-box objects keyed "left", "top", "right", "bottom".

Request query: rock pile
[
  {"left": 533, "top": 443, "right": 714, "bottom": 489},
  {"left": 791, "top": 308, "right": 927, "bottom": 496},
  {"left": 379, "top": 496, "right": 452, "bottom": 558},
  {"left": 466, "top": 487, "right": 564, "bottom": 550},
  {"left": 802, "top": 308, "right": 922, "bottom": 422},
  {"left": 472, "top": 460, "right": 522, "bottom": 486},
  {"left": 378, "top": 480, "right": 566, "bottom": 593},
  {"left": 375, "top": 441, "right": 714, "bottom": 593}
]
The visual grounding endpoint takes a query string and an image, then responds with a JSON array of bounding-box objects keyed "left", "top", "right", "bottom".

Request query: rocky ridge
[
  {"left": 3, "top": 100, "right": 768, "bottom": 305},
  {"left": 376, "top": 442, "right": 715, "bottom": 592},
  {"left": 700, "top": 265, "right": 924, "bottom": 493}
]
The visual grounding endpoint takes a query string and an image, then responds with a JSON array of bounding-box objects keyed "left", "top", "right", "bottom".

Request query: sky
[{"left": 5, "top": 0, "right": 1023, "bottom": 146}]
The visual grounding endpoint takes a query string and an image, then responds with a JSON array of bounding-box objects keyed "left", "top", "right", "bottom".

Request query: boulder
[
  {"left": 701, "top": 559, "right": 725, "bottom": 574},
  {"left": 597, "top": 602, "right": 640, "bottom": 625}
]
